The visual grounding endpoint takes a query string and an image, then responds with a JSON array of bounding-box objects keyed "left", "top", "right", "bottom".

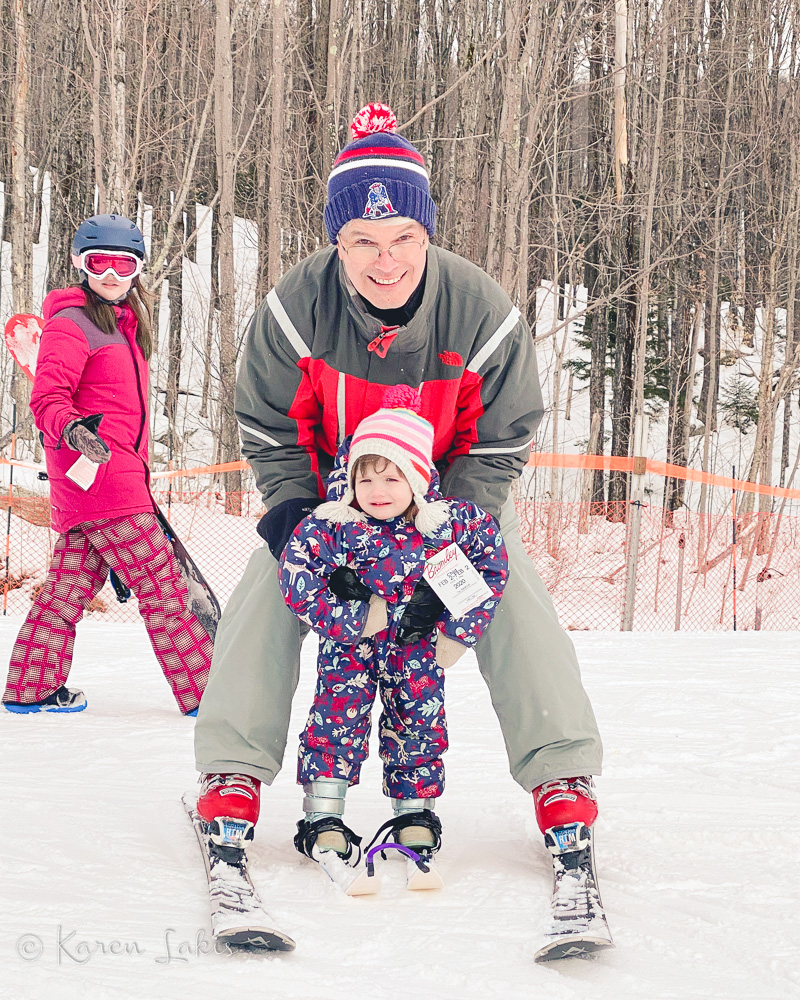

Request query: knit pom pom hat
[
  {"left": 315, "top": 385, "right": 450, "bottom": 535},
  {"left": 324, "top": 102, "right": 437, "bottom": 244}
]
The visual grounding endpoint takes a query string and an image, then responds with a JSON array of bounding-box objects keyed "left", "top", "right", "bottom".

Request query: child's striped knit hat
[
  {"left": 324, "top": 103, "right": 437, "bottom": 244},
  {"left": 316, "top": 385, "right": 450, "bottom": 534}
]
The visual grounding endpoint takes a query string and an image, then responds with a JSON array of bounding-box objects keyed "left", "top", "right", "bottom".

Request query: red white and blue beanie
[
  {"left": 316, "top": 385, "right": 450, "bottom": 534},
  {"left": 324, "top": 103, "right": 437, "bottom": 244}
]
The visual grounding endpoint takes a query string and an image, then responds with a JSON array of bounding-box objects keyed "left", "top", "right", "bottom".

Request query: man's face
[{"left": 337, "top": 218, "right": 428, "bottom": 310}]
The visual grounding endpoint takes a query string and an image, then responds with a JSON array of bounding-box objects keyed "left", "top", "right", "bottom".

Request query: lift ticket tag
[
  {"left": 65, "top": 454, "right": 100, "bottom": 491},
  {"left": 423, "top": 543, "right": 493, "bottom": 618}
]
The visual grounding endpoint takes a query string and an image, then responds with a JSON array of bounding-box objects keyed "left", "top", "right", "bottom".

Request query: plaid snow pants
[
  {"left": 298, "top": 633, "right": 447, "bottom": 800},
  {"left": 2, "top": 512, "right": 212, "bottom": 712}
]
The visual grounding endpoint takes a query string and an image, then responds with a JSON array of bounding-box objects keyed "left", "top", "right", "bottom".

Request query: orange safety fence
[
  {"left": 527, "top": 452, "right": 800, "bottom": 500},
  {"left": 1, "top": 454, "right": 799, "bottom": 631}
]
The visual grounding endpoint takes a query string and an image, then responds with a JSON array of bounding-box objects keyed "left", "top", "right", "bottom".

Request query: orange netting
[
  {"left": 517, "top": 499, "right": 799, "bottom": 631},
  {"left": 1, "top": 457, "right": 798, "bottom": 631}
]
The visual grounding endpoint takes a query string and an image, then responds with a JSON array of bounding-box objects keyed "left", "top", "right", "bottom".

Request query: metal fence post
[
  {"left": 621, "top": 413, "right": 649, "bottom": 631},
  {"left": 675, "top": 531, "right": 685, "bottom": 631}
]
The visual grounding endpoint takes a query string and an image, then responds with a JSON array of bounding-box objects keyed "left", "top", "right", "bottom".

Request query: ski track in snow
[{"left": 0, "top": 622, "right": 798, "bottom": 1000}]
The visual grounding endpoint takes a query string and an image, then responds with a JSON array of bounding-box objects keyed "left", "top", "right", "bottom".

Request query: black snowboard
[{"left": 156, "top": 507, "right": 221, "bottom": 641}]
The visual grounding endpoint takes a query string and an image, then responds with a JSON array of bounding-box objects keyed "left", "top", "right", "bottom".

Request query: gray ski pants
[{"left": 194, "top": 495, "right": 603, "bottom": 792}]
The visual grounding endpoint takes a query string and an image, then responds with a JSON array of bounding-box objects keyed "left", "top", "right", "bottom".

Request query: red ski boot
[
  {"left": 196, "top": 773, "right": 261, "bottom": 850},
  {"left": 533, "top": 776, "right": 598, "bottom": 835}
]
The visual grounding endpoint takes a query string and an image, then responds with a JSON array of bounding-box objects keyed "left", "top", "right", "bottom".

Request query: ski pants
[
  {"left": 195, "top": 493, "right": 602, "bottom": 791},
  {"left": 2, "top": 512, "right": 212, "bottom": 713},
  {"left": 298, "top": 633, "right": 447, "bottom": 800}
]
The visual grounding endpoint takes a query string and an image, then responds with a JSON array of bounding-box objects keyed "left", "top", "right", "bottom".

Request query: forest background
[{"left": 1, "top": 0, "right": 799, "bottom": 527}]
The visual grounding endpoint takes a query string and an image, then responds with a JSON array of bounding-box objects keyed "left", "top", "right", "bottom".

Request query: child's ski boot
[
  {"left": 295, "top": 815, "right": 377, "bottom": 895},
  {"left": 366, "top": 803, "right": 444, "bottom": 890}
]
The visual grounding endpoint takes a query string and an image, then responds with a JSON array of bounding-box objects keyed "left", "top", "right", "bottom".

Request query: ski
[
  {"left": 182, "top": 793, "right": 296, "bottom": 951},
  {"left": 405, "top": 854, "right": 444, "bottom": 891},
  {"left": 534, "top": 823, "right": 614, "bottom": 963},
  {"left": 364, "top": 841, "right": 443, "bottom": 892},
  {"left": 313, "top": 847, "right": 381, "bottom": 896}
]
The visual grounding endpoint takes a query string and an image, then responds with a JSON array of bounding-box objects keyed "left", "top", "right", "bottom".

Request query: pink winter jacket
[{"left": 31, "top": 287, "right": 155, "bottom": 533}]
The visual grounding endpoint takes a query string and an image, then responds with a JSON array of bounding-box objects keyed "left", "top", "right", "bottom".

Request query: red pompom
[
  {"left": 351, "top": 103, "right": 398, "bottom": 140},
  {"left": 381, "top": 384, "right": 422, "bottom": 412}
]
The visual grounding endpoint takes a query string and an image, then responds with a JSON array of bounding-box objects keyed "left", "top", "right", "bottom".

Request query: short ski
[
  {"left": 366, "top": 841, "right": 444, "bottom": 892},
  {"left": 534, "top": 823, "right": 614, "bottom": 962},
  {"left": 313, "top": 847, "right": 381, "bottom": 896},
  {"left": 182, "top": 793, "right": 295, "bottom": 951},
  {"left": 405, "top": 854, "right": 444, "bottom": 891}
]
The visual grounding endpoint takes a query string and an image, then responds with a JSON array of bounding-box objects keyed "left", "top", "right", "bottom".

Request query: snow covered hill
[{"left": 1, "top": 622, "right": 797, "bottom": 1000}]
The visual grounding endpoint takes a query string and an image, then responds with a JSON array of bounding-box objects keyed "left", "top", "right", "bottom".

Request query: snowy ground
[{"left": 0, "top": 623, "right": 798, "bottom": 1000}]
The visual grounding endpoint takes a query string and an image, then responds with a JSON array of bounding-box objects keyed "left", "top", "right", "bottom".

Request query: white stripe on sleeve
[
  {"left": 238, "top": 421, "right": 281, "bottom": 447},
  {"left": 266, "top": 288, "right": 311, "bottom": 359},
  {"left": 337, "top": 372, "right": 346, "bottom": 445},
  {"left": 469, "top": 436, "right": 534, "bottom": 456},
  {"left": 466, "top": 307, "right": 521, "bottom": 374}
]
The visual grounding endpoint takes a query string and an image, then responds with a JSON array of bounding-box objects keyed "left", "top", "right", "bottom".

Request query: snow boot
[
  {"left": 3, "top": 685, "right": 87, "bottom": 714},
  {"left": 196, "top": 772, "right": 260, "bottom": 849},
  {"left": 533, "top": 776, "right": 598, "bottom": 835}
]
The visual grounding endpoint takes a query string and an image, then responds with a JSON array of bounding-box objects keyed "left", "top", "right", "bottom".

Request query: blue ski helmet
[{"left": 72, "top": 214, "right": 145, "bottom": 259}]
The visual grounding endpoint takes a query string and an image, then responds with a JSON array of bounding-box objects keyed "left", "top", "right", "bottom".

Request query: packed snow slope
[{"left": 0, "top": 623, "right": 797, "bottom": 1000}]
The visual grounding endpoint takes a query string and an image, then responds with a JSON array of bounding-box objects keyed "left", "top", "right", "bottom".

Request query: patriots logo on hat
[{"left": 363, "top": 182, "right": 397, "bottom": 220}]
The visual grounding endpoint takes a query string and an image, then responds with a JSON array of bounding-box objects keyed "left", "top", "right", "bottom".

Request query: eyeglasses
[
  {"left": 339, "top": 236, "right": 427, "bottom": 265},
  {"left": 78, "top": 250, "right": 143, "bottom": 280}
]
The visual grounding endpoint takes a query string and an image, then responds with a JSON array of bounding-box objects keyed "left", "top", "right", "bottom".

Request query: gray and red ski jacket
[{"left": 236, "top": 245, "right": 544, "bottom": 519}]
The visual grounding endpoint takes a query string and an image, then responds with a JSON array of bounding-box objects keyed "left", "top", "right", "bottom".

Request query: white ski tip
[
  {"left": 345, "top": 869, "right": 382, "bottom": 896},
  {"left": 405, "top": 856, "right": 444, "bottom": 891},
  {"left": 314, "top": 848, "right": 381, "bottom": 896}
]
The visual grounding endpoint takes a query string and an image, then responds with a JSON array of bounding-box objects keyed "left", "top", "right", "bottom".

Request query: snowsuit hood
[
  {"left": 317, "top": 433, "right": 448, "bottom": 535},
  {"left": 280, "top": 439, "right": 508, "bottom": 651}
]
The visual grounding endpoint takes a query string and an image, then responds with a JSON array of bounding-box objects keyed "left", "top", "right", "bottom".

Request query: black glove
[
  {"left": 257, "top": 496, "right": 318, "bottom": 560},
  {"left": 328, "top": 567, "right": 372, "bottom": 602},
  {"left": 395, "top": 578, "right": 446, "bottom": 645},
  {"left": 62, "top": 414, "right": 111, "bottom": 464}
]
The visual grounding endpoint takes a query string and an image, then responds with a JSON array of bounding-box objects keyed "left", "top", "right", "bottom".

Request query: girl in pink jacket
[{"left": 2, "top": 214, "right": 212, "bottom": 715}]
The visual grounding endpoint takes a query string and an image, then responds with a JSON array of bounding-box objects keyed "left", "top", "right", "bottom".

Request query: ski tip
[
  {"left": 534, "top": 936, "right": 615, "bottom": 963},
  {"left": 182, "top": 791, "right": 199, "bottom": 812},
  {"left": 217, "top": 928, "right": 297, "bottom": 952},
  {"left": 405, "top": 860, "right": 444, "bottom": 891},
  {"left": 345, "top": 871, "right": 381, "bottom": 896}
]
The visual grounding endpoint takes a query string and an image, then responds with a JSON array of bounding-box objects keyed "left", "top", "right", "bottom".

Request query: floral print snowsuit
[{"left": 278, "top": 436, "right": 508, "bottom": 800}]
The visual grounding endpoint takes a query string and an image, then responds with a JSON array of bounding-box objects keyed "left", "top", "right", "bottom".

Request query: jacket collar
[{"left": 338, "top": 246, "right": 440, "bottom": 354}]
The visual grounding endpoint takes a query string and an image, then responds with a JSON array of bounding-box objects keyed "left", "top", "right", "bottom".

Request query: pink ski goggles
[{"left": 76, "top": 250, "right": 143, "bottom": 280}]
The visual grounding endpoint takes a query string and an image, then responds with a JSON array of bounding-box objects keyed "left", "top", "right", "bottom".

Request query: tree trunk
[
  {"left": 268, "top": 0, "right": 285, "bottom": 287},
  {"left": 215, "top": 0, "right": 242, "bottom": 514}
]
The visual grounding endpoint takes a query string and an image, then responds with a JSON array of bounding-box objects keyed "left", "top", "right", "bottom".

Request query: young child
[{"left": 278, "top": 387, "right": 508, "bottom": 868}]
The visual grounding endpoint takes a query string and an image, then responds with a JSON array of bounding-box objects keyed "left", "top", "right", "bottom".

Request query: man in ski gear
[
  {"left": 2, "top": 214, "right": 212, "bottom": 715},
  {"left": 195, "top": 103, "right": 602, "bottom": 849},
  {"left": 278, "top": 389, "right": 507, "bottom": 864}
]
